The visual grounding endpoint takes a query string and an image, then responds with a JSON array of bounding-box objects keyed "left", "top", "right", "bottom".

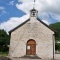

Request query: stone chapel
[{"left": 9, "top": 7, "right": 55, "bottom": 59}]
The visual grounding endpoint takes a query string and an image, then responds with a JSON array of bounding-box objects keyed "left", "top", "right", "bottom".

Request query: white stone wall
[{"left": 9, "top": 17, "right": 54, "bottom": 59}]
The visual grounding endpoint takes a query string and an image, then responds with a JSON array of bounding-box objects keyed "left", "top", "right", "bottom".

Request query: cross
[
  {"left": 33, "top": 0, "right": 36, "bottom": 9},
  {"left": 34, "top": 0, "right": 35, "bottom": 2}
]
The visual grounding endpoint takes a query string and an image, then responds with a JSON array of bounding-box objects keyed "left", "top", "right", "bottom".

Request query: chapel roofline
[{"left": 9, "top": 18, "right": 56, "bottom": 34}]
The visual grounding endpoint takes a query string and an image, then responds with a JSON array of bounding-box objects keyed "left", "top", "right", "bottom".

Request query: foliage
[
  {"left": 55, "top": 43, "right": 60, "bottom": 51},
  {"left": 0, "top": 52, "right": 8, "bottom": 56},
  {"left": 0, "top": 29, "right": 10, "bottom": 52},
  {"left": 49, "top": 22, "right": 60, "bottom": 41},
  {"left": 49, "top": 22, "right": 60, "bottom": 51}
]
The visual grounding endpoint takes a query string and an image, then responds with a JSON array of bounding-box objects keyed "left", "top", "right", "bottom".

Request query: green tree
[
  {"left": 49, "top": 22, "right": 60, "bottom": 51},
  {"left": 55, "top": 43, "right": 60, "bottom": 51},
  {"left": 0, "top": 29, "right": 10, "bottom": 52},
  {"left": 49, "top": 22, "right": 60, "bottom": 41}
]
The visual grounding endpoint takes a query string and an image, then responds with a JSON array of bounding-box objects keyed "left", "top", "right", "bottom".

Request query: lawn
[{"left": 0, "top": 52, "right": 8, "bottom": 56}]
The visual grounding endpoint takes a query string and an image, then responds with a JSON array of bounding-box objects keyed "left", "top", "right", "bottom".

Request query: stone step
[
  {"left": 20, "top": 55, "right": 41, "bottom": 59},
  {"left": 11, "top": 58, "right": 54, "bottom": 60},
  {"left": 12, "top": 58, "right": 41, "bottom": 60}
]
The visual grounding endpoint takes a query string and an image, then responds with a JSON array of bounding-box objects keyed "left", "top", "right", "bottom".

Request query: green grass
[{"left": 0, "top": 52, "right": 8, "bottom": 56}]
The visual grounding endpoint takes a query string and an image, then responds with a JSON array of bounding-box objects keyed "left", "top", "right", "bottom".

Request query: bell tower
[
  {"left": 30, "top": 8, "right": 38, "bottom": 18},
  {"left": 30, "top": 0, "right": 38, "bottom": 18}
]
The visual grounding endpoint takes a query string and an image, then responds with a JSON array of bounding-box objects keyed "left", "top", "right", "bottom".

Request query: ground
[
  {"left": 0, "top": 56, "right": 11, "bottom": 60},
  {"left": 0, "top": 54, "right": 60, "bottom": 60},
  {"left": 55, "top": 54, "right": 60, "bottom": 60}
]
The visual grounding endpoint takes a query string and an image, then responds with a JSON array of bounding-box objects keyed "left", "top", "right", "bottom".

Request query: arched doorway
[{"left": 26, "top": 39, "right": 36, "bottom": 55}]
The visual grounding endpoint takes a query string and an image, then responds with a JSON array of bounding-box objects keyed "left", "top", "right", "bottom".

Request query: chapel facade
[{"left": 9, "top": 8, "right": 55, "bottom": 60}]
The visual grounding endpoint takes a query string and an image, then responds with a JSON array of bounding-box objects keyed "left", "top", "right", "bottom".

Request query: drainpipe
[{"left": 53, "top": 34, "right": 55, "bottom": 60}]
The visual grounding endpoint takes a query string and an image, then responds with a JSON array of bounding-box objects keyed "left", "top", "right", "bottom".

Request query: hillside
[
  {"left": 49, "top": 22, "right": 60, "bottom": 41},
  {"left": 49, "top": 22, "right": 60, "bottom": 51},
  {"left": 49, "top": 22, "right": 60, "bottom": 32}
]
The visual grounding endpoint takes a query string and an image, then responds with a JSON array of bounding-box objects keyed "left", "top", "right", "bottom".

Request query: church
[{"left": 9, "top": 3, "right": 55, "bottom": 60}]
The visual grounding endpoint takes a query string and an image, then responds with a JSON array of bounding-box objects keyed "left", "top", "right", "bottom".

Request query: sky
[{"left": 0, "top": 0, "right": 60, "bottom": 33}]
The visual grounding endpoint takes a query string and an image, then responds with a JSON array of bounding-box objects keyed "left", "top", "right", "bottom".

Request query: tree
[
  {"left": 49, "top": 22, "right": 60, "bottom": 51},
  {"left": 0, "top": 29, "right": 10, "bottom": 52},
  {"left": 49, "top": 22, "right": 60, "bottom": 41},
  {"left": 55, "top": 43, "right": 60, "bottom": 51}
]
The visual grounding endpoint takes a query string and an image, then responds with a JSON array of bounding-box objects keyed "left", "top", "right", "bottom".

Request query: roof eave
[
  {"left": 37, "top": 18, "right": 56, "bottom": 33},
  {"left": 9, "top": 19, "right": 30, "bottom": 34}
]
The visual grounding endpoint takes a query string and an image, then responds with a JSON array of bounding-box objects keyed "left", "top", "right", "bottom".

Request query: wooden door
[{"left": 26, "top": 39, "right": 36, "bottom": 55}]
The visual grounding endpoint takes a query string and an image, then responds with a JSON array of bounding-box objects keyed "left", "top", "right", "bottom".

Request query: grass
[{"left": 0, "top": 52, "right": 8, "bottom": 56}]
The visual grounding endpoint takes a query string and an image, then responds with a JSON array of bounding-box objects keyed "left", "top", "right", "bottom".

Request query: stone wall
[{"left": 9, "top": 17, "right": 54, "bottom": 59}]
